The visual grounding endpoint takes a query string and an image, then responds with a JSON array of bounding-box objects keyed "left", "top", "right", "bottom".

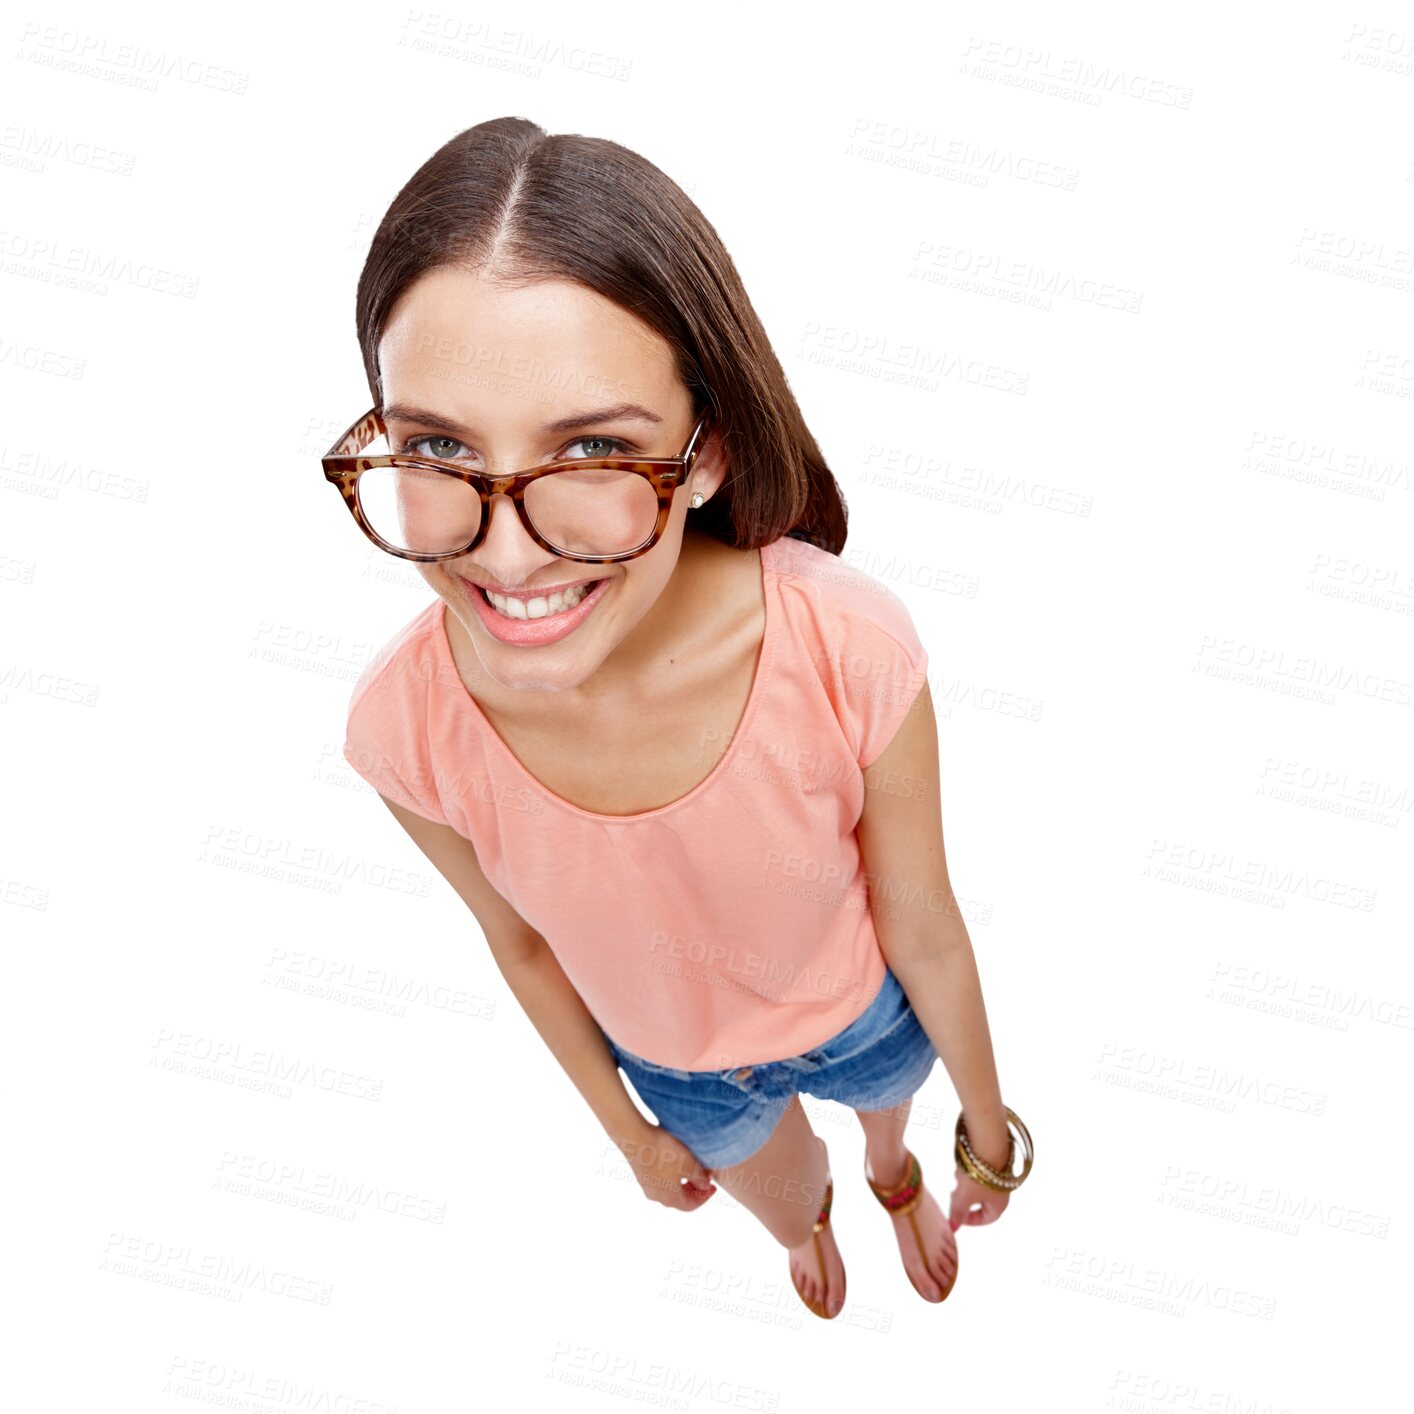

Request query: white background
[{"left": 5, "top": 0, "right": 1411, "bottom": 1408}]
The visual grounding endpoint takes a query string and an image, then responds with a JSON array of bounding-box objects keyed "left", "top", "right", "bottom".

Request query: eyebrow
[{"left": 380, "top": 402, "right": 664, "bottom": 436}]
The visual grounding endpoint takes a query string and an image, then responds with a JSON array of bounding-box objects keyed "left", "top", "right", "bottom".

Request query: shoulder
[
  {"left": 766, "top": 535, "right": 930, "bottom": 770},
  {"left": 765, "top": 534, "right": 924, "bottom": 658},
  {"left": 347, "top": 597, "right": 444, "bottom": 718},
  {"left": 343, "top": 598, "right": 450, "bottom": 824}
]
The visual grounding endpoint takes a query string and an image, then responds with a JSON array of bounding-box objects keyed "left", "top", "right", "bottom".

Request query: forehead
[{"left": 378, "top": 268, "right": 680, "bottom": 425}]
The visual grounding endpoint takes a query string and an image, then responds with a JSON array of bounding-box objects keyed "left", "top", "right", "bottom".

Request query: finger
[
  {"left": 682, "top": 1175, "right": 715, "bottom": 1203},
  {"left": 947, "top": 1188, "right": 968, "bottom": 1232}
]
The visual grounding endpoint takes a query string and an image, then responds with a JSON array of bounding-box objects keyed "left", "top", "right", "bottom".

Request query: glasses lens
[
  {"left": 358, "top": 463, "right": 480, "bottom": 556},
  {"left": 356, "top": 452, "right": 660, "bottom": 558},
  {"left": 524, "top": 463, "right": 660, "bottom": 557}
]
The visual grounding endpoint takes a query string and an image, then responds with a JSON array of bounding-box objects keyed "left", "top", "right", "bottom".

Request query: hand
[
  {"left": 616, "top": 1122, "right": 718, "bottom": 1212},
  {"left": 947, "top": 1163, "right": 1010, "bottom": 1231}
]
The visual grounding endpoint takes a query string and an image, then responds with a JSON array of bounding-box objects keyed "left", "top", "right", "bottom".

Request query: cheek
[
  {"left": 609, "top": 563, "right": 667, "bottom": 615},
  {"left": 419, "top": 565, "right": 450, "bottom": 596},
  {"left": 640, "top": 540, "right": 685, "bottom": 591}
]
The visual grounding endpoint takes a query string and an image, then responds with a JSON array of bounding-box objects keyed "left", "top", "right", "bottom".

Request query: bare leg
[
  {"left": 710, "top": 1094, "right": 846, "bottom": 1316},
  {"left": 854, "top": 1095, "right": 958, "bottom": 1302}
]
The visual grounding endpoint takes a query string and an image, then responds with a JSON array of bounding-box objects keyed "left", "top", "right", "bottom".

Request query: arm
[
  {"left": 376, "top": 794, "right": 650, "bottom": 1150},
  {"left": 854, "top": 681, "right": 1013, "bottom": 1177}
]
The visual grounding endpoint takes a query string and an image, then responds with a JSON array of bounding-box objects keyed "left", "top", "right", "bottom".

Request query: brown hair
[{"left": 355, "top": 116, "right": 849, "bottom": 555}]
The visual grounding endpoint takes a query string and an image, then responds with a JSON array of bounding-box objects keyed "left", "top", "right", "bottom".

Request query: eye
[
  {"left": 565, "top": 435, "right": 631, "bottom": 459},
  {"left": 400, "top": 434, "right": 468, "bottom": 460},
  {"left": 396, "top": 434, "right": 633, "bottom": 462}
]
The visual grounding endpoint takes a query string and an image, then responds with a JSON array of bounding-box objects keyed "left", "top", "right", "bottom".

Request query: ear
[{"left": 688, "top": 424, "right": 731, "bottom": 504}]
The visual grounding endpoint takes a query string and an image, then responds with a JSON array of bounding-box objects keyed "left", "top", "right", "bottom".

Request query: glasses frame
[{"left": 322, "top": 408, "right": 712, "bottom": 564}]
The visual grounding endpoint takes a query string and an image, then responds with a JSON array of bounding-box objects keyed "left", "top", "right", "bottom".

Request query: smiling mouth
[{"left": 463, "top": 575, "right": 608, "bottom": 620}]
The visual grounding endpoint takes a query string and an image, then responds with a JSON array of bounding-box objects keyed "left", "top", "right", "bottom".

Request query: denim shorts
[{"left": 602, "top": 964, "right": 938, "bottom": 1169}]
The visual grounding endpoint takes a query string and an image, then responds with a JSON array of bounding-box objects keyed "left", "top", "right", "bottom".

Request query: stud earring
[{"left": 689, "top": 492, "right": 704, "bottom": 509}]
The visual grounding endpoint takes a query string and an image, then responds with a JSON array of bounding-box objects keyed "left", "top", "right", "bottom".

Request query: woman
[{"left": 326, "top": 116, "right": 1032, "bottom": 1320}]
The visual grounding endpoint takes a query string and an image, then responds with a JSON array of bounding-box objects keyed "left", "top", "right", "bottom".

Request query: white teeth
[{"left": 484, "top": 581, "right": 597, "bottom": 620}]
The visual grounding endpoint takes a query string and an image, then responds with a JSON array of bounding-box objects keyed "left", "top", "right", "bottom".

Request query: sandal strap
[
  {"left": 795, "top": 1178, "right": 837, "bottom": 1318},
  {"left": 865, "top": 1149, "right": 923, "bottom": 1217}
]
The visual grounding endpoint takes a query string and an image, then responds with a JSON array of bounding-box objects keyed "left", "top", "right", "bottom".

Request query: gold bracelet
[
  {"left": 956, "top": 1138, "right": 1008, "bottom": 1189},
  {"left": 955, "top": 1107, "right": 1033, "bottom": 1191}
]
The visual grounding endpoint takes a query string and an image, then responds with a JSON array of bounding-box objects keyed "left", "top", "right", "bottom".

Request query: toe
[
  {"left": 932, "top": 1247, "right": 954, "bottom": 1284},
  {"left": 917, "top": 1240, "right": 947, "bottom": 1300},
  {"left": 901, "top": 1230, "right": 942, "bottom": 1300},
  {"left": 942, "top": 1225, "right": 959, "bottom": 1269},
  {"left": 928, "top": 1243, "right": 956, "bottom": 1298},
  {"left": 906, "top": 1248, "right": 940, "bottom": 1301}
]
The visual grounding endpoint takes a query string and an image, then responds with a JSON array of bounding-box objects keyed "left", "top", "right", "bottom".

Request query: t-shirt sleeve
[
  {"left": 835, "top": 587, "right": 930, "bottom": 770},
  {"left": 342, "top": 662, "right": 450, "bottom": 827}
]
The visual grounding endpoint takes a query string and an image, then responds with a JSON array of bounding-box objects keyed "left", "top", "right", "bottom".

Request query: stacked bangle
[{"left": 955, "top": 1106, "right": 1033, "bottom": 1191}]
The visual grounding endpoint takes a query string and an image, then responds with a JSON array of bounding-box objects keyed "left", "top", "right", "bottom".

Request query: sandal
[
  {"left": 790, "top": 1175, "right": 843, "bottom": 1319},
  {"left": 865, "top": 1148, "right": 957, "bottom": 1304}
]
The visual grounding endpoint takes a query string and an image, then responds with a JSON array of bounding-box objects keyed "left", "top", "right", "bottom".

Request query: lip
[
  {"left": 462, "top": 573, "right": 614, "bottom": 647},
  {"left": 460, "top": 572, "right": 606, "bottom": 602}
]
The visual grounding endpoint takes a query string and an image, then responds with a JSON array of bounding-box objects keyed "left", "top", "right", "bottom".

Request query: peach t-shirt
[{"left": 342, "top": 533, "right": 930, "bottom": 1071}]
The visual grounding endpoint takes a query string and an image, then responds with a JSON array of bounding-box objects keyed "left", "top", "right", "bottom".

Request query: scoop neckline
[{"left": 433, "top": 538, "right": 780, "bottom": 823}]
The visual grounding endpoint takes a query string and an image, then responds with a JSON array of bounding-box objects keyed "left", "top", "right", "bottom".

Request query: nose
[
  {"left": 482, "top": 491, "right": 525, "bottom": 538},
  {"left": 470, "top": 491, "right": 557, "bottom": 582}
]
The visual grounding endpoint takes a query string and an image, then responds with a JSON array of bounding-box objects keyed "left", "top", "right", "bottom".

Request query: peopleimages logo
[{"left": 16, "top": 23, "right": 250, "bottom": 94}]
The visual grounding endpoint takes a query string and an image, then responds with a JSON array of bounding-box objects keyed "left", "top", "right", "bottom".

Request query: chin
[{"left": 489, "top": 657, "right": 605, "bottom": 694}]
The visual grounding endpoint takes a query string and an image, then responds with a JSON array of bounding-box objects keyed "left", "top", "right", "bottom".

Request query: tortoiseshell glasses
[{"left": 323, "top": 408, "right": 711, "bottom": 564}]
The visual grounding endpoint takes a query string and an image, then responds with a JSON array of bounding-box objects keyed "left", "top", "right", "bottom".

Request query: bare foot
[
  {"left": 865, "top": 1148, "right": 957, "bottom": 1302},
  {"left": 788, "top": 1137, "right": 846, "bottom": 1317}
]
